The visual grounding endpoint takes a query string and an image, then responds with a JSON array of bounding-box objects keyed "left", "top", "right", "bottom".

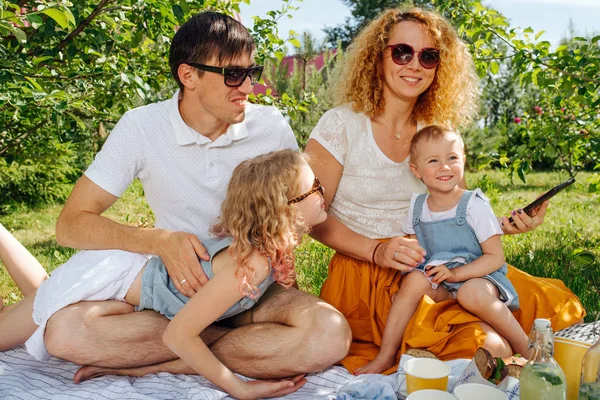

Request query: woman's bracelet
[{"left": 371, "top": 242, "right": 382, "bottom": 265}]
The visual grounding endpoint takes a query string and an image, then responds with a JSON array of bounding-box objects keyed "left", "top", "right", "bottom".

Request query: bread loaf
[
  {"left": 474, "top": 347, "right": 527, "bottom": 383},
  {"left": 474, "top": 347, "right": 497, "bottom": 380},
  {"left": 405, "top": 348, "right": 439, "bottom": 359}
]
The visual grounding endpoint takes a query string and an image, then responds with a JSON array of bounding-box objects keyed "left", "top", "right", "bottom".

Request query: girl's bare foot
[{"left": 354, "top": 353, "right": 397, "bottom": 375}]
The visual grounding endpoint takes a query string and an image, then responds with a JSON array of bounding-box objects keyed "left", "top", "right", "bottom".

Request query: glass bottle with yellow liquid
[
  {"left": 520, "top": 318, "right": 567, "bottom": 400},
  {"left": 579, "top": 324, "right": 600, "bottom": 400}
]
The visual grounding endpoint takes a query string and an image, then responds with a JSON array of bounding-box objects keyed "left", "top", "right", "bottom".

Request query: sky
[{"left": 239, "top": 0, "right": 600, "bottom": 49}]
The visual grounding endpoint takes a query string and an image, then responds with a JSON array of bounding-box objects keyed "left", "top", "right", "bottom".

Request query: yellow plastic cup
[
  {"left": 406, "top": 389, "right": 458, "bottom": 400},
  {"left": 453, "top": 383, "right": 507, "bottom": 400},
  {"left": 403, "top": 358, "right": 451, "bottom": 394},
  {"left": 554, "top": 336, "right": 592, "bottom": 400}
]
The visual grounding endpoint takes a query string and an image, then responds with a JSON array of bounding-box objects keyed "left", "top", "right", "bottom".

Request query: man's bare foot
[
  {"left": 354, "top": 353, "right": 397, "bottom": 375},
  {"left": 73, "top": 362, "right": 170, "bottom": 383},
  {"left": 73, "top": 366, "right": 117, "bottom": 383}
]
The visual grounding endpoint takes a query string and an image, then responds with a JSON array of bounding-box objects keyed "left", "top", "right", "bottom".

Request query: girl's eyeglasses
[
  {"left": 288, "top": 177, "right": 324, "bottom": 205},
  {"left": 187, "top": 63, "right": 263, "bottom": 88},
  {"left": 386, "top": 43, "right": 440, "bottom": 70}
]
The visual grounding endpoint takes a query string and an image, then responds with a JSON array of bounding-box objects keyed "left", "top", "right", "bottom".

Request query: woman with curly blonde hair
[
  {"left": 0, "top": 149, "right": 335, "bottom": 399},
  {"left": 306, "top": 5, "right": 583, "bottom": 375}
]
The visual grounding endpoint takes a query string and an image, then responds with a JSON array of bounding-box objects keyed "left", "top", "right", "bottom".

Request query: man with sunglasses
[{"left": 46, "top": 11, "right": 350, "bottom": 389}]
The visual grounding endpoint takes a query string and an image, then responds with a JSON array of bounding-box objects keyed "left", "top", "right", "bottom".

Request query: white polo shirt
[{"left": 85, "top": 90, "right": 298, "bottom": 239}]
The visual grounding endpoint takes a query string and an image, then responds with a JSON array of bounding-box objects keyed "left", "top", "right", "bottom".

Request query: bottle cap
[{"left": 534, "top": 318, "right": 551, "bottom": 330}]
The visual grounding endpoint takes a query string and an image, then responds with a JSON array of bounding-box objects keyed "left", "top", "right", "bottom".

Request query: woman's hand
[
  {"left": 232, "top": 374, "right": 307, "bottom": 399},
  {"left": 373, "top": 236, "right": 426, "bottom": 272},
  {"left": 500, "top": 200, "right": 549, "bottom": 235}
]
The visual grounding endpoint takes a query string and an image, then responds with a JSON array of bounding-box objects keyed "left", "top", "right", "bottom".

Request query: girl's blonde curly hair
[
  {"left": 211, "top": 149, "right": 308, "bottom": 296},
  {"left": 332, "top": 6, "right": 479, "bottom": 129}
]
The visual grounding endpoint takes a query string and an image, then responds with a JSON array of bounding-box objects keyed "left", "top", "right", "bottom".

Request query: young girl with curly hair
[
  {"left": 305, "top": 5, "right": 584, "bottom": 374},
  {"left": 0, "top": 149, "right": 328, "bottom": 399}
]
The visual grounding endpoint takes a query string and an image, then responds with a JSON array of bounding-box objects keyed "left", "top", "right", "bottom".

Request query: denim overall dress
[
  {"left": 412, "top": 191, "right": 520, "bottom": 311},
  {"left": 137, "top": 237, "right": 276, "bottom": 320}
]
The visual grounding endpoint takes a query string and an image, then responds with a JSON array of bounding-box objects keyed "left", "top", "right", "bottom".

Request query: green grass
[{"left": 1, "top": 171, "right": 599, "bottom": 321}]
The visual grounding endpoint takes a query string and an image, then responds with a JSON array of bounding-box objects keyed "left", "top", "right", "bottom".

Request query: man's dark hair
[{"left": 169, "top": 12, "right": 256, "bottom": 90}]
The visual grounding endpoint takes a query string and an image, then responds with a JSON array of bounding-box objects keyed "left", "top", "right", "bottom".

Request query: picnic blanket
[
  {"left": 2, "top": 325, "right": 594, "bottom": 399},
  {"left": 0, "top": 346, "right": 355, "bottom": 399}
]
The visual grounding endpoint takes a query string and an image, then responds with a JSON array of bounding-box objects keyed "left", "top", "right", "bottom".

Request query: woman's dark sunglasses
[
  {"left": 288, "top": 177, "right": 324, "bottom": 205},
  {"left": 187, "top": 63, "right": 263, "bottom": 87},
  {"left": 386, "top": 43, "right": 440, "bottom": 69}
]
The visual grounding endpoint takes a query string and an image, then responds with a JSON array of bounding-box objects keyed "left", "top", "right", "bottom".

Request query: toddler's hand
[{"left": 426, "top": 264, "right": 456, "bottom": 284}]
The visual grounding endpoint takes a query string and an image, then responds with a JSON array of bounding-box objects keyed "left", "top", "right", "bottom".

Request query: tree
[
  {"left": 324, "top": 0, "right": 430, "bottom": 48},
  {"left": 258, "top": 33, "right": 342, "bottom": 148},
  {"left": 0, "top": 0, "right": 298, "bottom": 210},
  {"left": 435, "top": 0, "right": 599, "bottom": 186}
]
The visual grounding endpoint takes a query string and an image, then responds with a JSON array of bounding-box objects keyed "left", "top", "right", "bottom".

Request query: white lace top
[{"left": 309, "top": 105, "right": 426, "bottom": 239}]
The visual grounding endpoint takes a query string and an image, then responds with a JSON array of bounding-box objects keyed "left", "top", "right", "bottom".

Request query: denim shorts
[{"left": 137, "top": 237, "right": 277, "bottom": 321}]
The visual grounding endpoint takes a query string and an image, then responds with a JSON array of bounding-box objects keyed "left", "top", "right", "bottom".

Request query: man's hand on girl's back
[{"left": 158, "top": 231, "right": 210, "bottom": 297}]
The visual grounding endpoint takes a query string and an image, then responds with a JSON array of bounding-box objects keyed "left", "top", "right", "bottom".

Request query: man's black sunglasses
[{"left": 187, "top": 63, "right": 263, "bottom": 88}]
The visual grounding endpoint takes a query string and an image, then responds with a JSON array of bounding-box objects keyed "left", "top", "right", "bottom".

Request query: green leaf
[
  {"left": 26, "top": 14, "right": 44, "bottom": 29},
  {"left": 134, "top": 75, "right": 145, "bottom": 87},
  {"left": 67, "top": 112, "right": 86, "bottom": 130},
  {"left": 135, "top": 87, "right": 146, "bottom": 99},
  {"left": 24, "top": 77, "right": 44, "bottom": 92},
  {"left": 6, "top": 3, "right": 21, "bottom": 13},
  {"left": 490, "top": 61, "right": 499, "bottom": 75},
  {"left": 544, "top": 144, "right": 556, "bottom": 158},
  {"left": 517, "top": 167, "right": 526, "bottom": 183},
  {"left": 592, "top": 35, "right": 600, "bottom": 44},
  {"left": 61, "top": 6, "right": 76, "bottom": 27},
  {"left": 289, "top": 38, "right": 301, "bottom": 48},
  {"left": 42, "top": 8, "right": 69, "bottom": 29},
  {"left": 553, "top": 96, "right": 563, "bottom": 107},
  {"left": 555, "top": 44, "right": 569, "bottom": 53},
  {"left": 533, "top": 370, "right": 563, "bottom": 386},
  {"left": 33, "top": 56, "right": 53, "bottom": 66},
  {"left": 172, "top": 5, "right": 184, "bottom": 20},
  {"left": 8, "top": 24, "right": 26, "bottom": 43},
  {"left": 535, "top": 30, "right": 546, "bottom": 40},
  {"left": 274, "top": 51, "right": 285, "bottom": 61},
  {"left": 489, "top": 358, "right": 506, "bottom": 383}
]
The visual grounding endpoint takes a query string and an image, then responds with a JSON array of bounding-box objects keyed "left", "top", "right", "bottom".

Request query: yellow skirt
[{"left": 320, "top": 251, "right": 586, "bottom": 374}]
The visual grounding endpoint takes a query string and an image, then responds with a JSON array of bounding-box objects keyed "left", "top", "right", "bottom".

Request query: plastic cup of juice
[{"left": 403, "top": 358, "right": 451, "bottom": 394}]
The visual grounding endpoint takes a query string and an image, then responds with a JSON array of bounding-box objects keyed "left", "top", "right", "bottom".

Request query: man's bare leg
[
  {"left": 45, "top": 301, "right": 174, "bottom": 367},
  {"left": 48, "top": 288, "right": 351, "bottom": 380},
  {"left": 73, "top": 325, "right": 230, "bottom": 383},
  {"left": 211, "top": 287, "right": 351, "bottom": 378},
  {"left": 0, "top": 224, "right": 48, "bottom": 297}
]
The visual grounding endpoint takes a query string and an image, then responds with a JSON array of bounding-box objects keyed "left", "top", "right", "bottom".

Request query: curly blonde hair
[
  {"left": 211, "top": 149, "right": 308, "bottom": 296},
  {"left": 332, "top": 6, "right": 479, "bottom": 128}
]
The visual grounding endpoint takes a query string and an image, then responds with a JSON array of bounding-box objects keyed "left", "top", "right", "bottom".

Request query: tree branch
[
  {"left": 55, "top": 0, "right": 116, "bottom": 53},
  {"left": 18, "top": 72, "right": 104, "bottom": 80},
  {"left": 456, "top": 0, "right": 600, "bottom": 85},
  {"left": 0, "top": 120, "right": 47, "bottom": 156}
]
